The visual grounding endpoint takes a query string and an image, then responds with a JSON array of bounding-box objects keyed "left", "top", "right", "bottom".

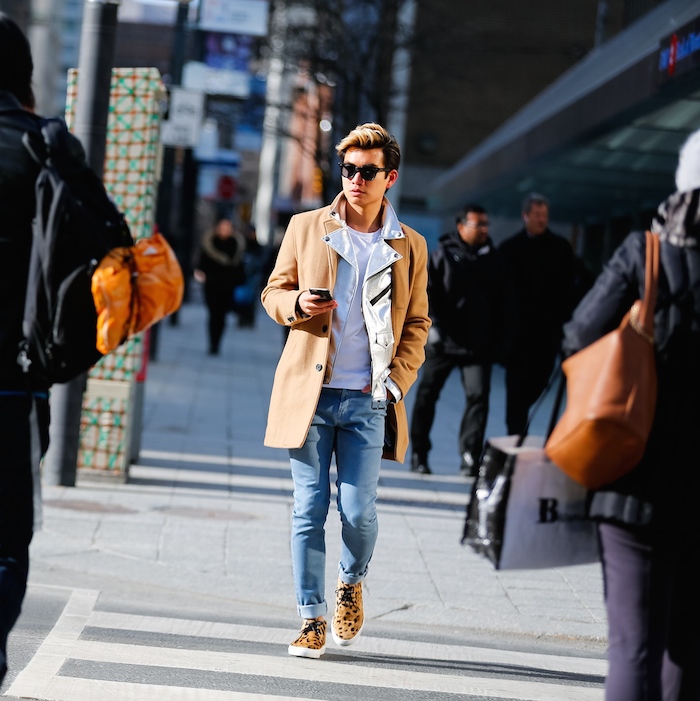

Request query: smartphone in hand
[{"left": 309, "top": 287, "right": 333, "bottom": 301}]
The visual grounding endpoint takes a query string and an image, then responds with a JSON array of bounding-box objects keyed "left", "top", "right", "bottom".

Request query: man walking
[
  {"left": 410, "top": 205, "right": 501, "bottom": 476},
  {"left": 499, "top": 193, "right": 576, "bottom": 436},
  {"left": 261, "top": 123, "right": 430, "bottom": 658}
]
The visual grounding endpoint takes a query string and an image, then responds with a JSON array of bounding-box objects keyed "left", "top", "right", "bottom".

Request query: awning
[{"left": 428, "top": 0, "right": 700, "bottom": 223}]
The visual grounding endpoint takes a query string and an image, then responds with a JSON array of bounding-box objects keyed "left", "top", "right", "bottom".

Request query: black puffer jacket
[
  {"left": 563, "top": 192, "right": 700, "bottom": 531},
  {"left": 427, "top": 232, "right": 501, "bottom": 361},
  {"left": 0, "top": 92, "right": 41, "bottom": 391}
]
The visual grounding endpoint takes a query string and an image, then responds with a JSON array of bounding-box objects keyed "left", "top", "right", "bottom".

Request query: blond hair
[{"left": 336, "top": 122, "right": 400, "bottom": 171}]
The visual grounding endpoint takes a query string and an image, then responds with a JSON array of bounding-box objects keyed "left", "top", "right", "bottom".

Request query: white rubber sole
[
  {"left": 331, "top": 620, "right": 364, "bottom": 647},
  {"left": 288, "top": 643, "right": 326, "bottom": 659}
]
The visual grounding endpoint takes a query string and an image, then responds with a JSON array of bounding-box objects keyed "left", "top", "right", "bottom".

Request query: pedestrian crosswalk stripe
[
  {"left": 8, "top": 588, "right": 99, "bottom": 700},
  {"left": 9, "top": 588, "right": 605, "bottom": 701},
  {"left": 52, "top": 639, "right": 610, "bottom": 701},
  {"left": 20, "top": 676, "right": 323, "bottom": 701},
  {"left": 89, "top": 610, "right": 607, "bottom": 677},
  {"left": 140, "top": 449, "right": 287, "bottom": 470},
  {"left": 133, "top": 452, "right": 469, "bottom": 510}
]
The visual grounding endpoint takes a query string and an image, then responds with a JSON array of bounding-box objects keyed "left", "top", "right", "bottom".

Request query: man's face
[
  {"left": 523, "top": 203, "right": 549, "bottom": 236},
  {"left": 340, "top": 147, "right": 397, "bottom": 210},
  {"left": 457, "top": 211, "right": 489, "bottom": 246}
]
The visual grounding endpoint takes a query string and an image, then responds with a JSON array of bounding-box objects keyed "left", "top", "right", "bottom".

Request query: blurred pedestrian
[
  {"left": 261, "top": 123, "right": 430, "bottom": 659},
  {"left": 0, "top": 13, "right": 81, "bottom": 684},
  {"left": 194, "top": 217, "right": 246, "bottom": 355},
  {"left": 409, "top": 204, "right": 501, "bottom": 476},
  {"left": 563, "top": 130, "right": 700, "bottom": 700},
  {"left": 232, "top": 224, "right": 264, "bottom": 329},
  {"left": 499, "top": 193, "right": 576, "bottom": 435}
]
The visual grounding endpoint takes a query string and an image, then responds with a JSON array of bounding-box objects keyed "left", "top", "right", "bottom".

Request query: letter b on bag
[{"left": 538, "top": 498, "right": 559, "bottom": 523}]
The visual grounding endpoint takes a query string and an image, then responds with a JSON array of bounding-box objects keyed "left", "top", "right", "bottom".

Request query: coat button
[
  {"left": 322, "top": 325, "right": 328, "bottom": 332},
  {"left": 315, "top": 364, "right": 323, "bottom": 371}
]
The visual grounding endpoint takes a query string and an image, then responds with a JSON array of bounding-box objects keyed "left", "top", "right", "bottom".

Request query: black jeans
[
  {"left": 204, "top": 283, "right": 234, "bottom": 353},
  {"left": 0, "top": 393, "right": 49, "bottom": 681},
  {"left": 410, "top": 345, "right": 491, "bottom": 462},
  {"left": 505, "top": 350, "right": 557, "bottom": 436},
  {"left": 598, "top": 522, "right": 700, "bottom": 701}
]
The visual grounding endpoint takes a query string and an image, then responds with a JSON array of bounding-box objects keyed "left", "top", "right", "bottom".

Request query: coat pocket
[{"left": 375, "top": 331, "right": 394, "bottom": 348}]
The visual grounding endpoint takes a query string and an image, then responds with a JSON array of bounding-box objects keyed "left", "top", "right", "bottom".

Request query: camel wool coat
[{"left": 261, "top": 195, "right": 430, "bottom": 462}]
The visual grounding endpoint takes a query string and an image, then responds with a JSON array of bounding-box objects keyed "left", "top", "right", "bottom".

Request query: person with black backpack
[{"left": 0, "top": 14, "right": 106, "bottom": 684}]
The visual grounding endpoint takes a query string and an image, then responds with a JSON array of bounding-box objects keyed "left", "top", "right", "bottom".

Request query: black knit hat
[{"left": 0, "top": 12, "right": 34, "bottom": 108}]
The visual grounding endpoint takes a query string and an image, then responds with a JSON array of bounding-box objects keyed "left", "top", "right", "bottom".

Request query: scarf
[{"left": 651, "top": 189, "right": 700, "bottom": 248}]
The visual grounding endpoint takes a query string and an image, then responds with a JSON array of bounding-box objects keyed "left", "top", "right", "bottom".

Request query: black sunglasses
[{"left": 338, "top": 162, "right": 392, "bottom": 181}]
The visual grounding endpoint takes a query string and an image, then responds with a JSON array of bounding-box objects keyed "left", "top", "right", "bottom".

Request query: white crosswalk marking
[
  {"left": 8, "top": 587, "right": 606, "bottom": 701},
  {"left": 17, "top": 678, "right": 323, "bottom": 701},
  {"left": 89, "top": 611, "right": 607, "bottom": 677}
]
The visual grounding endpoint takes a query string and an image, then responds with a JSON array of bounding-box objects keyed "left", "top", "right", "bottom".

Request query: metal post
[
  {"left": 155, "top": 1, "right": 190, "bottom": 237},
  {"left": 28, "top": 0, "right": 66, "bottom": 117},
  {"left": 151, "top": 0, "right": 192, "bottom": 350},
  {"left": 254, "top": 1, "right": 287, "bottom": 246},
  {"left": 384, "top": 0, "right": 416, "bottom": 214},
  {"left": 73, "top": 0, "right": 119, "bottom": 177},
  {"left": 594, "top": 0, "right": 609, "bottom": 47},
  {"left": 0, "top": 0, "right": 30, "bottom": 31},
  {"left": 43, "top": 0, "right": 120, "bottom": 487}
]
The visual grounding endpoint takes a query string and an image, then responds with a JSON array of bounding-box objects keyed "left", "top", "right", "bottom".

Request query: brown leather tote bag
[{"left": 544, "top": 232, "right": 660, "bottom": 490}]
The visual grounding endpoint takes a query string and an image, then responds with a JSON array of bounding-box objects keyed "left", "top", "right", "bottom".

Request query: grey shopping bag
[{"left": 462, "top": 435, "right": 599, "bottom": 570}]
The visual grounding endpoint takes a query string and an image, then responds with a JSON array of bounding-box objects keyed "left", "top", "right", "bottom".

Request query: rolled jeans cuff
[
  {"left": 338, "top": 564, "right": 366, "bottom": 585},
  {"left": 297, "top": 601, "right": 328, "bottom": 619}
]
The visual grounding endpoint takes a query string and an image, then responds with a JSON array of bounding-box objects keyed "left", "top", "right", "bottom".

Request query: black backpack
[{"left": 18, "top": 118, "right": 133, "bottom": 385}]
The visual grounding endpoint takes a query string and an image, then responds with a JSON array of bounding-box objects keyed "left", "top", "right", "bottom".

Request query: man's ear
[{"left": 385, "top": 169, "right": 399, "bottom": 191}]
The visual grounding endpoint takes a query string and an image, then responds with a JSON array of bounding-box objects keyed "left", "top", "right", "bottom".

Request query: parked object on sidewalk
[
  {"left": 545, "top": 232, "right": 659, "bottom": 490},
  {"left": 232, "top": 224, "right": 264, "bottom": 328},
  {"left": 463, "top": 433, "right": 598, "bottom": 570},
  {"left": 92, "top": 231, "right": 184, "bottom": 354},
  {"left": 18, "top": 117, "right": 133, "bottom": 385}
]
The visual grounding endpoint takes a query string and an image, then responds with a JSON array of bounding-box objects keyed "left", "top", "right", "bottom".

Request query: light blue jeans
[{"left": 289, "top": 387, "right": 386, "bottom": 619}]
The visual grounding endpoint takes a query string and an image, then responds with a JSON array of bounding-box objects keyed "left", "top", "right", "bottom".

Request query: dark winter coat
[
  {"left": 427, "top": 232, "right": 501, "bottom": 361},
  {"left": 563, "top": 193, "right": 700, "bottom": 532},
  {"left": 0, "top": 92, "right": 87, "bottom": 392},
  {"left": 0, "top": 92, "right": 42, "bottom": 390},
  {"left": 197, "top": 228, "right": 247, "bottom": 306},
  {"left": 499, "top": 229, "right": 577, "bottom": 362}
]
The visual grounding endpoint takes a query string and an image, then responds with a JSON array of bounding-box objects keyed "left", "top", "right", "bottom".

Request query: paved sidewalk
[{"left": 28, "top": 301, "right": 607, "bottom": 648}]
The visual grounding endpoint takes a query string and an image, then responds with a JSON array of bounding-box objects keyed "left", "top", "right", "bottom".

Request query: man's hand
[
  {"left": 361, "top": 384, "right": 390, "bottom": 400},
  {"left": 298, "top": 290, "right": 338, "bottom": 317}
]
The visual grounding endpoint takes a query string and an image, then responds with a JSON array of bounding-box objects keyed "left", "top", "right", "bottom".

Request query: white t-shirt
[{"left": 325, "top": 227, "right": 381, "bottom": 390}]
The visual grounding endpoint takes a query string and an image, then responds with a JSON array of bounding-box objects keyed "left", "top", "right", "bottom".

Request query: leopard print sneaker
[
  {"left": 331, "top": 580, "right": 364, "bottom": 646},
  {"left": 288, "top": 617, "right": 326, "bottom": 658}
]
